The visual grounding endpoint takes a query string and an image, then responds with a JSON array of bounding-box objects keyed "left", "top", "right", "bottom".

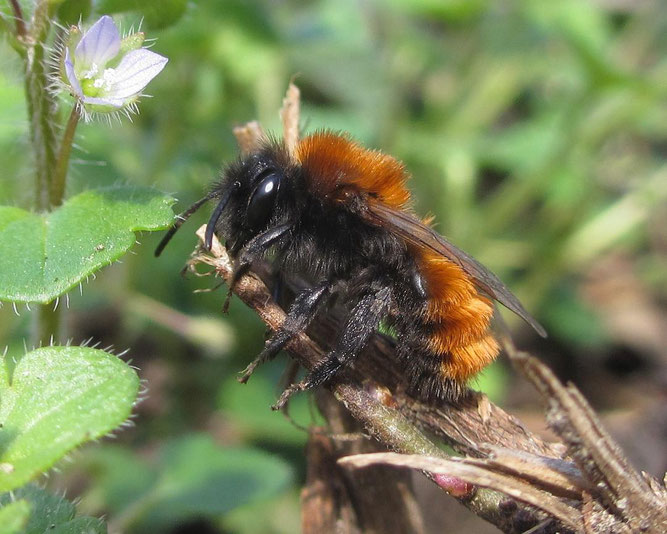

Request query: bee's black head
[
  {"left": 205, "top": 144, "right": 300, "bottom": 254},
  {"left": 154, "top": 142, "right": 299, "bottom": 258}
]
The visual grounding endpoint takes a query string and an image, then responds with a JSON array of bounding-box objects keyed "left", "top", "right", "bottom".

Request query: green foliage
[
  {"left": 387, "top": 0, "right": 488, "bottom": 19},
  {"left": 1, "top": 0, "right": 665, "bottom": 531},
  {"left": 222, "top": 491, "right": 302, "bottom": 534},
  {"left": 0, "top": 187, "right": 175, "bottom": 303},
  {"left": 474, "top": 361, "right": 509, "bottom": 404},
  {"left": 0, "top": 485, "right": 106, "bottom": 534},
  {"left": 543, "top": 284, "right": 608, "bottom": 349},
  {"left": 0, "top": 73, "right": 24, "bottom": 151},
  {"left": 97, "top": 0, "right": 188, "bottom": 29},
  {"left": 80, "top": 435, "right": 292, "bottom": 531},
  {"left": 218, "top": 369, "right": 322, "bottom": 446},
  {"left": 0, "top": 346, "right": 139, "bottom": 493},
  {"left": 78, "top": 446, "right": 155, "bottom": 515},
  {"left": 49, "top": 518, "right": 107, "bottom": 534},
  {"left": 57, "top": 0, "right": 92, "bottom": 25},
  {"left": 0, "top": 499, "right": 31, "bottom": 534},
  {"left": 147, "top": 435, "right": 292, "bottom": 525}
]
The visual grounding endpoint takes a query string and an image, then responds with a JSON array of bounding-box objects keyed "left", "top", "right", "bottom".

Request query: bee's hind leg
[{"left": 273, "top": 283, "right": 392, "bottom": 409}]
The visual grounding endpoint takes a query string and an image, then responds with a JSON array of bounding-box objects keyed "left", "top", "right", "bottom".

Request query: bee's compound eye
[{"left": 247, "top": 171, "right": 281, "bottom": 229}]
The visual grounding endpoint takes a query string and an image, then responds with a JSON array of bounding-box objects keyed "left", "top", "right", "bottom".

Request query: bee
[{"left": 156, "top": 131, "right": 546, "bottom": 403}]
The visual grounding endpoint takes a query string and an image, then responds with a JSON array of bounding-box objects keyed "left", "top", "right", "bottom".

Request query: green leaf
[
  {"left": 0, "top": 186, "right": 175, "bottom": 304},
  {"left": 0, "top": 485, "right": 106, "bottom": 534},
  {"left": 49, "top": 517, "right": 107, "bottom": 534},
  {"left": 387, "top": 0, "right": 488, "bottom": 20},
  {"left": 0, "top": 486, "right": 73, "bottom": 533},
  {"left": 0, "top": 499, "right": 30, "bottom": 534},
  {"left": 97, "top": 0, "right": 188, "bottom": 29},
  {"left": 0, "top": 346, "right": 140, "bottom": 493},
  {"left": 79, "top": 446, "right": 156, "bottom": 515},
  {"left": 84, "top": 436, "right": 292, "bottom": 531},
  {"left": 141, "top": 435, "right": 292, "bottom": 529}
]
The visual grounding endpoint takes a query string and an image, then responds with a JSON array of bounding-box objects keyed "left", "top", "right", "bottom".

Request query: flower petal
[
  {"left": 82, "top": 95, "right": 125, "bottom": 108},
  {"left": 103, "top": 49, "right": 168, "bottom": 100},
  {"left": 75, "top": 15, "right": 121, "bottom": 70},
  {"left": 64, "top": 48, "right": 84, "bottom": 98}
]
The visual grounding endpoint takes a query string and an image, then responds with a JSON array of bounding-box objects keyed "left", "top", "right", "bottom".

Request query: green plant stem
[
  {"left": 23, "top": 0, "right": 66, "bottom": 345},
  {"left": 35, "top": 106, "right": 82, "bottom": 345},
  {"left": 51, "top": 105, "right": 81, "bottom": 207},
  {"left": 35, "top": 302, "right": 61, "bottom": 346},
  {"left": 25, "top": 1, "right": 58, "bottom": 212}
]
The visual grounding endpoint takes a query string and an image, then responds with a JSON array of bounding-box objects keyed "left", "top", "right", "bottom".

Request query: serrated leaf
[
  {"left": 0, "top": 347, "right": 140, "bottom": 492},
  {"left": 0, "top": 186, "right": 175, "bottom": 304},
  {"left": 97, "top": 0, "right": 187, "bottom": 29},
  {"left": 0, "top": 485, "right": 106, "bottom": 534},
  {"left": 49, "top": 516, "right": 107, "bottom": 534},
  {"left": 0, "top": 499, "right": 30, "bottom": 534},
  {"left": 0, "top": 486, "right": 74, "bottom": 533}
]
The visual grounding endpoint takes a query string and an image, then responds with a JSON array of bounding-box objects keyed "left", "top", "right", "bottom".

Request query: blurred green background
[{"left": 1, "top": 0, "right": 666, "bottom": 532}]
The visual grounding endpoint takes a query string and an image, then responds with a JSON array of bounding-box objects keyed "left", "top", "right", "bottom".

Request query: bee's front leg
[
  {"left": 222, "top": 223, "right": 292, "bottom": 312},
  {"left": 238, "top": 281, "right": 333, "bottom": 383}
]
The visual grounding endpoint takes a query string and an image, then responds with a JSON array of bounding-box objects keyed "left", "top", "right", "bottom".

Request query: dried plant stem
[
  {"left": 190, "top": 232, "right": 667, "bottom": 533},
  {"left": 8, "top": 0, "right": 27, "bottom": 39},
  {"left": 189, "top": 230, "right": 564, "bottom": 533},
  {"left": 280, "top": 82, "right": 300, "bottom": 159}
]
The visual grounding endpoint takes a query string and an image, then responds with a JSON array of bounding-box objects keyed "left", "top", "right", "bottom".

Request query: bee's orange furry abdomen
[
  {"left": 416, "top": 247, "right": 500, "bottom": 381},
  {"left": 296, "top": 132, "right": 411, "bottom": 209}
]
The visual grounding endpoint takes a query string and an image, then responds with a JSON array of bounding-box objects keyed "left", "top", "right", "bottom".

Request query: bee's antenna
[
  {"left": 204, "top": 182, "right": 240, "bottom": 251},
  {"left": 155, "top": 191, "right": 219, "bottom": 257}
]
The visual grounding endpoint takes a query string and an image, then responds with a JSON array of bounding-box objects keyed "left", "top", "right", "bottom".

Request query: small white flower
[{"left": 63, "top": 16, "right": 168, "bottom": 116}]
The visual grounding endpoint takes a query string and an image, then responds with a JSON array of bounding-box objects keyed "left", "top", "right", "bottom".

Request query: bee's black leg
[
  {"left": 222, "top": 223, "right": 292, "bottom": 312},
  {"left": 228, "top": 223, "right": 292, "bottom": 290},
  {"left": 273, "top": 284, "right": 392, "bottom": 409},
  {"left": 269, "top": 250, "right": 290, "bottom": 307},
  {"left": 239, "top": 281, "right": 332, "bottom": 383},
  {"left": 271, "top": 268, "right": 284, "bottom": 304}
]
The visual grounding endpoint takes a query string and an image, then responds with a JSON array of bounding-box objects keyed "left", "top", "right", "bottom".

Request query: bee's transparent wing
[{"left": 363, "top": 200, "right": 547, "bottom": 337}]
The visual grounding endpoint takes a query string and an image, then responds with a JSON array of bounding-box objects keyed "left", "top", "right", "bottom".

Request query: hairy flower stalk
[
  {"left": 18, "top": 13, "right": 168, "bottom": 346},
  {"left": 61, "top": 15, "right": 168, "bottom": 118}
]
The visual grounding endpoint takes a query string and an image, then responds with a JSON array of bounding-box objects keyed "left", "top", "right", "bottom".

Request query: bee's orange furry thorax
[{"left": 296, "top": 132, "right": 411, "bottom": 209}]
